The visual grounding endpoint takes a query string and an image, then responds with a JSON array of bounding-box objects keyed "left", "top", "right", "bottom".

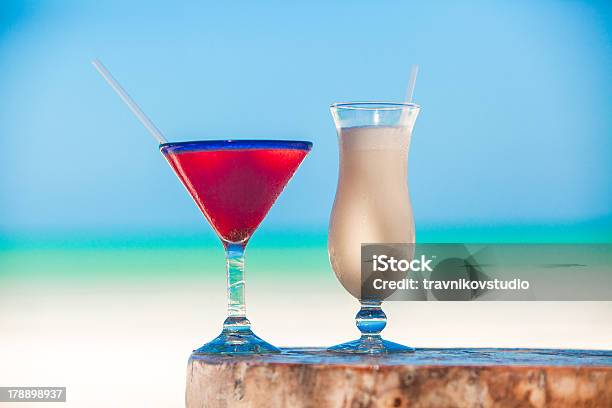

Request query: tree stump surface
[{"left": 186, "top": 348, "right": 612, "bottom": 408}]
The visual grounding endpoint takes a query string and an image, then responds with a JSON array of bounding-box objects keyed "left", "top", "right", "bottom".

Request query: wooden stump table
[{"left": 186, "top": 348, "right": 612, "bottom": 407}]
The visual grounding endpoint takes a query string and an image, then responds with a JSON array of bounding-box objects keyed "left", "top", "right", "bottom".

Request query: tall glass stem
[
  {"left": 356, "top": 300, "right": 387, "bottom": 339},
  {"left": 223, "top": 242, "right": 251, "bottom": 332}
]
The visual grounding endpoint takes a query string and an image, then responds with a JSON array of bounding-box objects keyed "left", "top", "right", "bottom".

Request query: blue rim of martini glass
[{"left": 160, "top": 139, "right": 313, "bottom": 153}]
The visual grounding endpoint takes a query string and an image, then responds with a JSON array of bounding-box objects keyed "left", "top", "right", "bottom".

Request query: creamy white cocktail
[
  {"left": 329, "top": 125, "right": 415, "bottom": 298},
  {"left": 328, "top": 102, "right": 420, "bottom": 354}
]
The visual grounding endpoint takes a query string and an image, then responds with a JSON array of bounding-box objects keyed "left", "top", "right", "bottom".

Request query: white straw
[
  {"left": 92, "top": 59, "right": 167, "bottom": 144},
  {"left": 405, "top": 64, "right": 419, "bottom": 103}
]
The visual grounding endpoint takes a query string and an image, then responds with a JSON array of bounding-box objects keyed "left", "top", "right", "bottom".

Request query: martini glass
[{"left": 161, "top": 139, "right": 312, "bottom": 354}]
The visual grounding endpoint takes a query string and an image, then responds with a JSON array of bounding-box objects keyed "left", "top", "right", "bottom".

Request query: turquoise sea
[{"left": 2, "top": 220, "right": 611, "bottom": 281}]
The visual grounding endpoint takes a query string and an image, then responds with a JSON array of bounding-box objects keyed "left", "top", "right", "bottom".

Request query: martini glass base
[
  {"left": 328, "top": 336, "right": 414, "bottom": 354},
  {"left": 192, "top": 328, "right": 281, "bottom": 355}
]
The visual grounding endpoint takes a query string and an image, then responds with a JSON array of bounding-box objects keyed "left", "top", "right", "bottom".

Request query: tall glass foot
[
  {"left": 328, "top": 300, "right": 414, "bottom": 354},
  {"left": 192, "top": 243, "right": 280, "bottom": 355}
]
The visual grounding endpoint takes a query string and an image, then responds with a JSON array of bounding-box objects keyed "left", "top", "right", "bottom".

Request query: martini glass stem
[{"left": 223, "top": 242, "right": 251, "bottom": 331}]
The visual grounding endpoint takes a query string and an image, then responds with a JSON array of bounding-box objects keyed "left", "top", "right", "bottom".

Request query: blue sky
[{"left": 0, "top": 0, "right": 611, "bottom": 239}]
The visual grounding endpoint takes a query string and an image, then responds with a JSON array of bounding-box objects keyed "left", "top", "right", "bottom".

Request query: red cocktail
[
  {"left": 161, "top": 140, "right": 312, "bottom": 354},
  {"left": 162, "top": 142, "right": 309, "bottom": 243}
]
